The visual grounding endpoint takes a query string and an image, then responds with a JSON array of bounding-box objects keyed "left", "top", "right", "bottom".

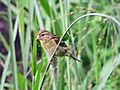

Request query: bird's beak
[{"left": 37, "top": 35, "right": 41, "bottom": 40}]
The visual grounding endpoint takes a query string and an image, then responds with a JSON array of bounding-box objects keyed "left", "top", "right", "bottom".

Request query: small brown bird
[{"left": 37, "top": 30, "right": 81, "bottom": 62}]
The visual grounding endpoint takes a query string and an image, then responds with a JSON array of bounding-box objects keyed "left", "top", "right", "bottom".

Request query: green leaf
[
  {"left": 97, "top": 54, "right": 120, "bottom": 90},
  {"left": 0, "top": 51, "right": 11, "bottom": 90}
]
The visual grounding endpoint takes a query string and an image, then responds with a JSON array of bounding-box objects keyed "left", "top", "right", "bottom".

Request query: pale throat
[{"left": 41, "top": 40, "right": 57, "bottom": 56}]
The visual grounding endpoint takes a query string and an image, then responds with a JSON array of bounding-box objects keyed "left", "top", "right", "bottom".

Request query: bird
[{"left": 36, "top": 29, "right": 81, "bottom": 62}]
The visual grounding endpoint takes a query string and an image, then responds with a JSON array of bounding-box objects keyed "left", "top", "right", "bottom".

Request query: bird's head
[{"left": 37, "top": 30, "right": 54, "bottom": 42}]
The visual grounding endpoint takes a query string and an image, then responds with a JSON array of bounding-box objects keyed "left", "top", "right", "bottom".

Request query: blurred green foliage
[{"left": 0, "top": 0, "right": 120, "bottom": 90}]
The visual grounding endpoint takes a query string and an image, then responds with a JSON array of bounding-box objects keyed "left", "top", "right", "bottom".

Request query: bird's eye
[{"left": 41, "top": 34, "right": 45, "bottom": 36}]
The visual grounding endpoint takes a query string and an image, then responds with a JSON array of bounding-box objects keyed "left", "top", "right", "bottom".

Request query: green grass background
[{"left": 0, "top": 0, "right": 120, "bottom": 90}]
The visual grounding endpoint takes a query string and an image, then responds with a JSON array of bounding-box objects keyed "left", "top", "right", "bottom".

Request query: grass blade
[
  {"left": 97, "top": 54, "right": 120, "bottom": 90},
  {"left": 0, "top": 51, "right": 11, "bottom": 90},
  {"left": 8, "top": 0, "right": 18, "bottom": 89}
]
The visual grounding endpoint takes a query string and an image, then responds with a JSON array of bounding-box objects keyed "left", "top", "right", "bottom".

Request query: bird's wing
[{"left": 52, "top": 36, "right": 67, "bottom": 47}]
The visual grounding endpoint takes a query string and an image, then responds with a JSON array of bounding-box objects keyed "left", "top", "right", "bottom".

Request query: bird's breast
[
  {"left": 41, "top": 40, "right": 57, "bottom": 56},
  {"left": 41, "top": 40, "right": 67, "bottom": 57}
]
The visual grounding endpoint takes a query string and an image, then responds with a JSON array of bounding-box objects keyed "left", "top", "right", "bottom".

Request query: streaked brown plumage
[{"left": 37, "top": 29, "right": 81, "bottom": 62}]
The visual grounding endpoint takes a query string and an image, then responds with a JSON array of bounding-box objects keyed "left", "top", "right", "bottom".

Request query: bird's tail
[{"left": 66, "top": 51, "right": 81, "bottom": 62}]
